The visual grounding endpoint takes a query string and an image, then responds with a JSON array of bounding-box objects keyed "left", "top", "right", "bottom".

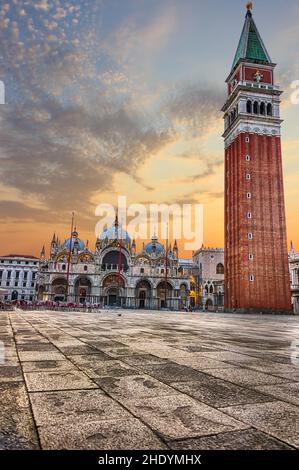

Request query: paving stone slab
[
  {"left": 168, "top": 428, "right": 294, "bottom": 450},
  {"left": 120, "top": 394, "right": 249, "bottom": 440},
  {"left": 233, "top": 361, "right": 299, "bottom": 382},
  {"left": 202, "top": 367, "right": 288, "bottom": 386},
  {"left": 21, "top": 360, "right": 78, "bottom": 373},
  {"left": 220, "top": 401, "right": 299, "bottom": 448},
  {"left": 0, "top": 382, "right": 39, "bottom": 449},
  {"left": 18, "top": 351, "right": 66, "bottom": 362},
  {"left": 38, "top": 418, "right": 166, "bottom": 450},
  {"left": 58, "top": 345, "right": 102, "bottom": 355},
  {"left": 17, "top": 343, "right": 56, "bottom": 352},
  {"left": 121, "top": 354, "right": 170, "bottom": 367},
  {"left": 197, "top": 351, "right": 265, "bottom": 362},
  {"left": 171, "top": 356, "right": 234, "bottom": 371},
  {"left": 30, "top": 389, "right": 132, "bottom": 425},
  {"left": 24, "top": 370, "right": 98, "bottom": 392},
  {"left": 0, "top": 365, "right": 23, "bottom": 383},
  {"left": 253, "top": 382, "right": 299, "bottom": 407},
  {"left": 169, "top": 378, "right": 273, "bottom": 408},
  {"left": 97, "top": 345, "right": 145, "bottom": 357},
  {"left": 68, "top": 356, "right": 138, "bottom": 378},
  {"left": 138, "top": 362, "right": 209, "bottom": 384},
  {"left": 67, "top": 353, "right": 116, "bottom": 367},
  {"left": 95, "top": 374, "right": 175, "bottom": 399}
]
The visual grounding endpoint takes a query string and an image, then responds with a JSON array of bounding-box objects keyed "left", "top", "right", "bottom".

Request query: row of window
[
  {"left": 3, "top": 295, "right": 34, "bottom": 301},
  {"left": 246, "top": 100, "right": 272, "bottom": 116},
  {"left": 0, "top": 270, "right": 36, "bottom": 280},
  {"left": 0, "top": 280, "right": 36, "bottom": 288},
  {"left": 246, "top": 158, "right": 255, "bottom": 282},
  {"left": 59, "top": 264, "right": 88, "bottom": 272},
  {"left": 225, "top": 101, "right": 273, "bottom": 130},
  {"left": 0, "top": 260, "right": 38, "bottom": 265}
]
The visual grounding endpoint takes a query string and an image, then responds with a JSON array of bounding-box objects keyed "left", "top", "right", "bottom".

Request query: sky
[{"left": 0, "top": 0, "right": 298, "bottom": 258}]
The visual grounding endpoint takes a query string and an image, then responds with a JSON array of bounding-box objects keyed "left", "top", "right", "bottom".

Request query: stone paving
[{"left": 0, "top": 309, "right": 299, "bottom": 450}]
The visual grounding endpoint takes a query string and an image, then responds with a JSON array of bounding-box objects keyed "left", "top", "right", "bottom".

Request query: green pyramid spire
[{"left": 232, "top": 7, "right": 271, "bottom": 70}]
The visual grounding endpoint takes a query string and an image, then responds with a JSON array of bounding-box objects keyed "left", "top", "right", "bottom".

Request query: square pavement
[{"left": 0, "top": 309, "right": 298, "bottom": 450}]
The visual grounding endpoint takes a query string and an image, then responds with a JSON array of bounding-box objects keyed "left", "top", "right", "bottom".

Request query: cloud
[
  {"left": 162, "top": 83, "right": 225, "bottom": 137},
  {"left": 0, "top": 0, "right": 224, "bottom": 234},
  {"left": 177, "top": 159, "right": 223, "bottom": 184},
  {"left": 0, "top": 99, "right": 171, "bottom": 220},
  {"left": 0, "top": 200, "right": 51, "bottom": 222},
  {"left": 103, "top": 4, "right": 177, "bottom": 69}
]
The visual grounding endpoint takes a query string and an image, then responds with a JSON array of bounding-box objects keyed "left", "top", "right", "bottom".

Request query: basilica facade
[{"left": 36, "top": 217, "right": 190, "bottom": 310}]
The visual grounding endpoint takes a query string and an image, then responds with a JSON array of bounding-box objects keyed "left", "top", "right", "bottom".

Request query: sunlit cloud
[{"left": 0, "top": 0, "right": 298, "bottom": 255}]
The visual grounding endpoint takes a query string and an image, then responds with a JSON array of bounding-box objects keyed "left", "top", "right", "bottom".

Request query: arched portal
[
  {"left": 37, "top": 285, "right": 44, "bottom": 301},
  {"left": 157, "top": 281, "right": 173, "bottom": 309},
  {"left": 136, "top": 280, "right": 151, "bottom": 309},
  {"left": 102, "top": 274, "right": 126, "bottom": 307},
  {"left": 180, "top": 284, "right": 188, "bottom": 309},
  {"left": 11, "top": 290, "right": 18, "bottom": 301},
  {"left": 74, "top": 277, "right": 92, "bottom": 304},
  {"left": 106, "top": 287, "right": 120, "bottom": 306},
  {"left": 51, "top": 278, "right": 68, "bottom": 302}
]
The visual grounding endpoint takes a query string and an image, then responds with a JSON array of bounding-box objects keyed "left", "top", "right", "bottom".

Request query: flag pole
[
  {"left": 116, "top": 214, "right": 122, "bottom": 307},
  {"left": 164, "top": 223, "right": 168, "bottom": 308},
  {"left": 66, "top": 212, "right": 75, "bottom": 303}
]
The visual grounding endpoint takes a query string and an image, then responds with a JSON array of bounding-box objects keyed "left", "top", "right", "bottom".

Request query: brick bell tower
[{"left": 222, "top": 4, "right": 291, "bottom": 312}]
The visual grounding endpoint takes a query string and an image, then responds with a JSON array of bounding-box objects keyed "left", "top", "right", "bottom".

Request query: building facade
[
  {"left": 36, "top": 218, "right": 190, "bottom": 310},
  {"left": 289, "top": 243, "right": 299, "bottom": 314},
  {"left": 192, "top": 247, "right": 224, "bottom": 310},
  {"left": 222, "top": 5, "right": 291, "bottom": 311},
  {"left": 0, "top": 255, "right": 39, "bottom": 302}
]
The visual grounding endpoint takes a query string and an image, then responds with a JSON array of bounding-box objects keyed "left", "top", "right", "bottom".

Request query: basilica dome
[
  {"left": 144, "top": 235, "right": 164, "bottom": 256},
  {"left": 63, "top": 230, "right": 85, "bottom": 251},
  {"left": 99, "top": 225, "right": 131, "bottom": 242}
]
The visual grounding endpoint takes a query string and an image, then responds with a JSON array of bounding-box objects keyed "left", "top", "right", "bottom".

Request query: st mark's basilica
[{"left": 36, "top": 216, "right": 191, "bottom": 310}]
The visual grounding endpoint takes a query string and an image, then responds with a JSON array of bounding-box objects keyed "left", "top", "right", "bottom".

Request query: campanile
[{"left": 222, "top": 4, "right": 291, "bottom": 311}]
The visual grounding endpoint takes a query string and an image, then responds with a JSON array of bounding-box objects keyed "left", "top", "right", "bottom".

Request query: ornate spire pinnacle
[
  {"left": 40, "top": 245, "right": 45, "bottom": 259},
  {"left": 114, "top": 207, "right": 119, "bottom": 227},
  {"left": 232, "top": 4, "right": 271, "bottom": 70},
  {"left": 151, "top": 231, "right": 158, "bottom": 243},
  {"left": 246, "top": 2, "right": 253, "bottom": 12}
]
